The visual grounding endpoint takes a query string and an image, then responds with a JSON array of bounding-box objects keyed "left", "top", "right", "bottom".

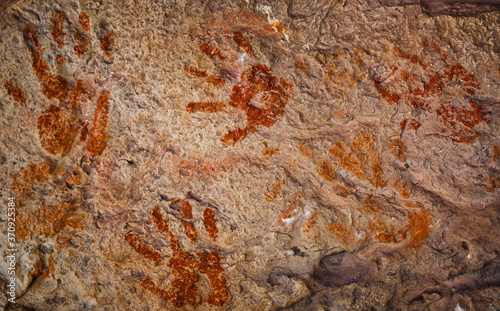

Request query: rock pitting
[{"left": 0, "top": 0, "right": 499, "bottom": 310}]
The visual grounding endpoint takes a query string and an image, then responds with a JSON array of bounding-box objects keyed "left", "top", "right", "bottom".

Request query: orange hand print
[
  {"left": 20, "top": 10, "right": 113, "bottom": 157},
  {"left": 186, "top": 31, "right": 294, "bottom": 145},
  {"left": 6, "top": 10, "right": 115, "bottom": 279},
  {"left": 373, "top": 38, "right": 485, "bottom": 143},
  {"left": 125, "top": 200, "right": 229, "bottom": 308}
]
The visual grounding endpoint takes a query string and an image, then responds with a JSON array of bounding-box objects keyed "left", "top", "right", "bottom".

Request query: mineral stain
[
  {"left": 86, "top": 92, "right": 110, "bottom": 157},
  {"left": 24, "top": 23, "right": 69, "bottom": 100},
  {"left": 3, "top": 80, "right": 27, "bottom": 104},
  {"left": 51, "top": 11, "right": 65, "bottom": 49},
  {"left": 101, "top": 32, "right": 115, "bottom": 57}
]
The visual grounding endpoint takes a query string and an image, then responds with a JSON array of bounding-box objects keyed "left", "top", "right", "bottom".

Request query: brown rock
[{"left": 0, "top": 0, "right": 498, "bottom": 310}]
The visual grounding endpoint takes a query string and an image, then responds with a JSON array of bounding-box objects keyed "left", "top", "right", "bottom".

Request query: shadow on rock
[{"left": 313, "top": 251, "right": 375, "bottom": 287}]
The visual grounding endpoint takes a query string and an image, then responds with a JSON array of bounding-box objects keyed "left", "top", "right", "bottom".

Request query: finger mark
[
  {"left": 51, "top": 11, "right": 65, "bottom": 49},
  {"left": 206, "top": 75, "right": 225, "bottom": 87},
  {"left": 184, "top": 65, "right": 207, "bottom": 78},
  {"left": 24, "top": 23, "right": 69, "bottom": 100},
  {"left": 199, "top": 42, "right": 224, "bottom": 61},
  {"left": 203, "top": 208, "right": 218, "bottom": 240},
  {"left": 186, "top": 102, "right": 226, "bottom": 113},
  {"left": 79, "top": 13, "right": 90, "bottom": 32},
  {"left": 3, "top": 81, "right": 27, "bottom": 104},
  {"left": 125, "top": 233, "right": 162, "bottom": 265},
  {"left": 86, "top": 91, "right": 109, "bottom": 157},
  {"left": 233, "top": 31, "right": 255, "bottom": 57},
  {"left": 101, "top": 32, "right": 114, "bottom": 57}
]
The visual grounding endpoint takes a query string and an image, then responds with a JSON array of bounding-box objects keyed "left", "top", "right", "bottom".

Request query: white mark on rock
[
  {"left": 238, "top": 53, "right": 246, "bottom": 63},
  {"left": 255, "top": 4, "right": 289, "bottom": 42},
  {"left": 256, "top": 4, "right": 273, "bottom": 18}
]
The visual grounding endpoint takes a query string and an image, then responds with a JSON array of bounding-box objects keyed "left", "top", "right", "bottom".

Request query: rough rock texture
[
  {"left": 373, "top": 0, "right": 500, "bottom": 16},
  {"left": 0, "top": 0, "right": 499, "bottom": 310},
  {"left": 0, "top": 0, "right": 18, "bottom": 13},
  {"left": 419, "top": 0, "right": 500, "bottom": 16}
]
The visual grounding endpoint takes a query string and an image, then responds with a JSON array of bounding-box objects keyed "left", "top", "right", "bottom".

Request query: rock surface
[
  {"left": 373, "top": 0, "right": 500, "bottom": 16},
  {"left": 0, "top": 0, "right": 499, "bottom": 310}
]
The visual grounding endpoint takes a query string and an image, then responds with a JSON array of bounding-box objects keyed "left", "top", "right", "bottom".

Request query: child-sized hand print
[
  {"left": 125, "top": 200, "right": 229, "bottom": 308},
  {"left": 186, "top": 31, "right": 294, "bottom": 145}
]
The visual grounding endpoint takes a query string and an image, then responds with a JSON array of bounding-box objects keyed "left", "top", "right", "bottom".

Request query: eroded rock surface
[
  {"left": 0, "top": 0, "right": 498, "bottom": 310},
  {"left": 374, "top": 0, "right": 500, "bottom": 16}
]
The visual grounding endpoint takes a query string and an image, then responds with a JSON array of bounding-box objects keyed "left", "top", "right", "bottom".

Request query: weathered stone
[
  {"left": 420, "top": 0, "right": 500, "bottom": 16},
  {"left": 0, "top": 0, "right": 498, "bottom": 310},
  {"left": 313, "top": 251, "right": 374, "bottom": 287},
  {"left": 373, "top": 0, "right": 500, "bottom": 16}
]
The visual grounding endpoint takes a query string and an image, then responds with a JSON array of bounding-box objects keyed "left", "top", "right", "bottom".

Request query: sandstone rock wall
[{"left": 0, "top": 0, "right": 499, "bottom": 310}]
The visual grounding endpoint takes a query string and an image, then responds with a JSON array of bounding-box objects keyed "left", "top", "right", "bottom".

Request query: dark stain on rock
[
  {"left": 314, "top": 251, "right": 374, "bottom": 287},
  {"left": 101, "top": 32, "right": 114, "bottom": 57}
]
